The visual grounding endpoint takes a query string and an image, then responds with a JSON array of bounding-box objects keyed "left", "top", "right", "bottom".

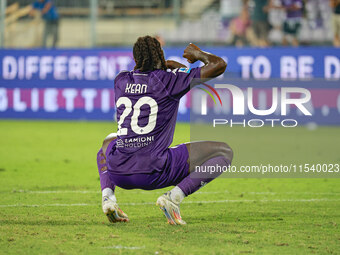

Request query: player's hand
[{"left": 183, "top": 43, "right": 202, "bottom": 64}]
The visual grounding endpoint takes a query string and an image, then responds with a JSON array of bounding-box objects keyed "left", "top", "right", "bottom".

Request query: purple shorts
[{"left": 105, "top": 143, "right": 190, "bottom": 190}]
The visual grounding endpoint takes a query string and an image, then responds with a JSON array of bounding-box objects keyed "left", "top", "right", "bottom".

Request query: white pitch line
[
  {"left": 10, "top": 190, "right": 100, "bottom": 194},
  {"left": 7, "top": 190, "right": 340, "bottom": 196},
  {"left": 102, "top": 245, "right": 145, "bottom": 250},
  {"left": 0, "top": 203, "right": 97, "bottom": 208},
  {"left": 183, "top": 198, "right": 340, "bottom": 204},
  {"left": 0, "top": 199, "right": 339, "bottom": 208}
]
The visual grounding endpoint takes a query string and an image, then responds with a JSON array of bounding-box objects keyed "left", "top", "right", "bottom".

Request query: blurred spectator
[
  {"left": 229, "top": 6, "right": 251, "bottom": 47},
  {"left": 281, "top": 0, "right": 304, "bottom": 46},
  {"left": 155, "top": 34, "right": 166, "bottom": 47},
  {"left": 249, "top": 0, "right": 271, "bottom": 47},
  {"left": 221, "top": 0, "right": 244, "bottom": 18},
  {"left": 267, "top": 0, "right": 286, "bottom": 44},
  {"left": 331, "top": 0, "right": 340, "bottom": 47},
  {"left": 30, "top": 0, "right": 59, "bottom": 48}
]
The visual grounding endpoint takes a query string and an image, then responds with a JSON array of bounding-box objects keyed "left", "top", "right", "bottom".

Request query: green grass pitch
[{"left": 0, "top": 120, "right": 339, "bottom": 254}]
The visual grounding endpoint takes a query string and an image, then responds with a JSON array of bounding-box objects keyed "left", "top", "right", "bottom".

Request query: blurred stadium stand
[{"left": 0, "top": 0, "right": 335, "bottom": 48}]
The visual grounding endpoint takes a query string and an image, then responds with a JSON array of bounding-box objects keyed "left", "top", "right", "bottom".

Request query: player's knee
[
  {"left": 102, "top": 133, "right": 117, "bottom": 146},
  {"left": 218, "top": 142, "right": 233, "bottom": 163},
  {"left": 102, "top": 133, "right": 117, "bottom": 156}
]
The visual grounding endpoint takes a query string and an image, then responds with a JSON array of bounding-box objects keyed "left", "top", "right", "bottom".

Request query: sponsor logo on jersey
[{"left": 178, "top": 67, "right": 191, "bottom": 73}]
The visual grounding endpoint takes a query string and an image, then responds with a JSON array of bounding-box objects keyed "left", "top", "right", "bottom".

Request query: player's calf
[
  {"left": 97, "top": 133, "right": 129, "bottom": 223},
  {"left": 157, "top": 141, "right": 233, "bottom": 225},
  {"left": 186, "top": 141, "right": 233, "bottom": 173},
  {"left": 216, "top": 142, "right": 233, "bottom": 165}
]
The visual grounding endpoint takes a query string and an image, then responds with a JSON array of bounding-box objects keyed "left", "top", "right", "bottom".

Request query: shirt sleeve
[{"left": 163, "top": 67, "right": 201, "bottom": 100}]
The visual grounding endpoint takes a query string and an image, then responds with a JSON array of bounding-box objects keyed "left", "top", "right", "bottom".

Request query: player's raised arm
[
  {"left": 166, "top": 60, "right": 187, "bottom": 70},
  {"left": 183, "top": 43, "right": 227, "bottom": 80}
]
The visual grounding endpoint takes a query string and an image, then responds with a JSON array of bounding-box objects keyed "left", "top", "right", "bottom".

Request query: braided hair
[{"left": 133, "top": 36, "right": 167, "bottom": 72}]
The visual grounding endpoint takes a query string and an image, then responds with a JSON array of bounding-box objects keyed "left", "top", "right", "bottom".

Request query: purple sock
[
  {"left": 97, "top": 148, "right": 115, "bottom": 191},
  {"left": 178, "top": 156, "right": 230, "bottom": 196}
]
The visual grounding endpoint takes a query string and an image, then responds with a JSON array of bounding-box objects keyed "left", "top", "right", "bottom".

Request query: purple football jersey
[
  {"left": 107, "top": 67, "right": 201, "bottom": 175},
  {"left": 281, "top": 0, "right": 303, "bottom": 19}
]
